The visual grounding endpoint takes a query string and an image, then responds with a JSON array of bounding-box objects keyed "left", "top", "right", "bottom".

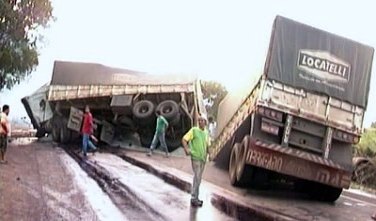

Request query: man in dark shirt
[{"left": 82, "top": 105, "right": 97, "bottom": 157}]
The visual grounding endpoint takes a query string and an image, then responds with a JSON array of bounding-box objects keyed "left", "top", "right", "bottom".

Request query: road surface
[{"left": 120, "top": 150, "right": 376, "bottom": 221}]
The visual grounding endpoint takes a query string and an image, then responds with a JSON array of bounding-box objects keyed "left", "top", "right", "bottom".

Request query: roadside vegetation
[{"left": 353, "top": 124, "right": 376, "bottom": 190}]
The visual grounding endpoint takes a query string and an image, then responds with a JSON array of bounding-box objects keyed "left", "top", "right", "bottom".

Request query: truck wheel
[
  {"left": 236, "top": 136, "right": 253, "bottom": 185},
  {"left": 35, "top": 128, "right": 46, "bottom": 138},
  {"left": 299, "top": 181, "right": 343, "bottom": 202},
  {"left": 51, "top": 126, "right": 60, "bottom": 142},
  {"left": 229, "top": 143, "right": 240, "bottom": 186},
  {"left": 169, "top": 113, "right": 181, "bottom": 126},
  {"left": 133, "top": 100, "right": 155, "bottom": 123},
  {"left": 140, "top": 132, "right": 154, "bottom": 148},
  {"left": 156, "top": 100, "right": 179, "bottom": 121},
  {"left": 314, "top": 184, "right": 342, "bottom": 202},
  {"left": 118, "top": 115, "right": 136, "bottom": 129},
  {"left": 166, "top": 138, "right": 181, "bottom": 152},
  {"left": 60, "top": 127, "right": 72, "bottom": 144},
  {"left": 60, "top": 118, "right": 71, "bottom": 144}
]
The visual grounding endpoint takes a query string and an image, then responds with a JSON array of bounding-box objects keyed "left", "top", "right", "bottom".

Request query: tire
[
  {"left": 118, "top": 115, "right": 136, "bottom": 130},
  {"left": 166, "top": 138, "right": 181, "bottom": 152},
  {"left": 60, "top": 118, "right": 71, "bottom": 144},
  {"left": 60, "top": 127, "right": 72, "bottom": 144},
  {"left": 236, "top": 136, "right": 253, "bottom": 185},
  {"left": 298, "top": 180, "right": 343, "bottom": 202},
  {"left": 166, "top": 130, "right": 184, "bottom": 152},
  {"left": 51, "top": 126, "right": 60, "bottom": 142},
  {"left": 312, "top": 184, "right": 342, "bottom": 202},
  {"left": 156, "top": 100, "right": 179, "bottom": 121},
  {"left": 169, "top": 113, "right": 181, "bottom": 126},
  {"left": 35, "top": 128, "right": 46, "bottom": 138},
  {"left": 133, "top": 100, "right": 155, "bottom": 123},
  {"left": 140, "top": 132, "right": 154, "bottom": 148},
  {"left": 229, "top": 143, "right": 240, "bottom": 186}
]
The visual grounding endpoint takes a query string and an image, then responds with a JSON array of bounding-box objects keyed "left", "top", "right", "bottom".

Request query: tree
[
  {"left": 201, "top": 80, "right": 228, "bottom": 121},
  {"left": 0, "top": 0, "right": 53, "bottom": 90},
  {"left": 371, "top": 121, "right": 376, "bottom": 129}
]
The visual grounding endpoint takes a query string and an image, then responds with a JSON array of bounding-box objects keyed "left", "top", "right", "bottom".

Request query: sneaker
[
  {"left": 147, "top": 151, "right": 152, "bottom": 157},
  {"left": 165, "top": 152, "right": 170, "bottom": 158}
]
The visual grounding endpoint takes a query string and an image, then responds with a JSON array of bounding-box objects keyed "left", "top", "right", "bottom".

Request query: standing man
[
  {"left": 82, "top": 105, "right": 97, "bottom": 157},
  {"left": 0, "top": 105, "right": 10, "bottom": 164},
  {"left": 182, "top": 115, "right": 210, "bottom": 207},
  {"left": 208, "top": 116, "right": 217, "bottom": 140},
  {"left": 147, "top": 110, "right": 169, "bottom": 157}
]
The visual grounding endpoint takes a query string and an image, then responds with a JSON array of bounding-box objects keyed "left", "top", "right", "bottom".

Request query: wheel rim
[
  {"left": 237, "top": 136, "right": 249, "bottom": 180},
  {"left": 229, "top": 143, "right": 239, "bottom": 184}
]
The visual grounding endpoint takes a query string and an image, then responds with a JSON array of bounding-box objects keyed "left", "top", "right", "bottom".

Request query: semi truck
[
  {"left": 22, "top": 61, "right": 205, "bottom": 151},
  {"left": 210, "top": 16, "right": 374, "bottom": 201}
]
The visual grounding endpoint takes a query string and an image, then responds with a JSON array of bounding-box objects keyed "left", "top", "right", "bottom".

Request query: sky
[{"left": 1, "top": 0, "right": 376, "bottom": 127}]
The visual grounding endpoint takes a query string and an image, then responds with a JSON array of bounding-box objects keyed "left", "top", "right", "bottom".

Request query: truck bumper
[{"left": 246, "top": 139, "right": 352, "bottom": 189}]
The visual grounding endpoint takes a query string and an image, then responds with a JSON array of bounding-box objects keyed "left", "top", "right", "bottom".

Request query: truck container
[
  {"left": 22, "top": 61, "right": 205, "bottom": 152},
  {"left": 210, "top": 16, "right": 374, "bottom": 201}
]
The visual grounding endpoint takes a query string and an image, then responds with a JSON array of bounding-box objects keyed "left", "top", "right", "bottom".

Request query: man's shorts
[{"left": 0, "top": 134, "right": 7, "bottom": 152}]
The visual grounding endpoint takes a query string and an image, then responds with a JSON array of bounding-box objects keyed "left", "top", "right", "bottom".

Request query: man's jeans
[
  {"left": 191, "top": 159, "right": 205, "bottom": 200},
  {"left": 149, "top": 131, "right": 168, "bottom": 153},
  {"left": 82, "top": 134, "right": 96, "bottom": 156}
]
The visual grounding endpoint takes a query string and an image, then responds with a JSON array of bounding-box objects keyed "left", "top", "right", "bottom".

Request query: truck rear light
[
  {"left": 261, "top": 121, "right": 279, "bottom": 135},
  {"left": 257, "top": 107, "right": 283, "bottom": 122}
]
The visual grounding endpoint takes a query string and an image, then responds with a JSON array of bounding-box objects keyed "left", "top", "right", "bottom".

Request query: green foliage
[
  {"left": 0, "top": 0, "right": 54, "bottom": 90},
  {"left": 355, "top": 126, "right": 376, "bottom": 157},
  {"left": 201, "top": 80, "right": 228, "bottom": 121}
]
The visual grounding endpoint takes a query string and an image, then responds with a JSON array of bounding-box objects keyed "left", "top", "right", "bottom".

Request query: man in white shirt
[
  {"left": 208, "top": 116, "right": 217, "bottom": 140},
  {"left": 0, "top": 105, "right": 10, "bottom": 164}
]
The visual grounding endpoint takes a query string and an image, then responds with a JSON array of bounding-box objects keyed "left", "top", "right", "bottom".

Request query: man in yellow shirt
[
  {"left": 182, "top": 115, "right": 210, "bottom": 207},
  {"left": 0, "top": 105, "right": 10, "bottom": 164}
]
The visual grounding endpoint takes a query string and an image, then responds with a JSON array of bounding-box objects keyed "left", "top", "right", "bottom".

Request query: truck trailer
[
  {"left": 22, "top": 61, "right": 205, "bottom": 152},
  {"left": 210, "top": 16, "right": 374, "bottom": 202}
]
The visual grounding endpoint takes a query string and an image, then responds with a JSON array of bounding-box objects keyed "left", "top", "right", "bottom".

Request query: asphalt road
[
  {"left": 123, "top": 150, "right": 376, "bottom": 221},
  {"left": 1, "top": 139, "right": 375, "bottom": 221}
]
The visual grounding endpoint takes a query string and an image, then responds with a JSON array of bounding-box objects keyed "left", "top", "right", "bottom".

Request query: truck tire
[
  {"left": 51, "top": 126, "right": 60, "bottom": 142},
  {"left": 156, "top": 100, "right": 179, "bottom": 121},
  {"left": 118, "top": 115, "right": 136, "bottom": 129},
  {"left": 133, "top": 100, "right": 155, "bottom": 123},
  {"left": 229, "top": 143, "right": 241, "bottom": 186},
  {"left": 169, "top": 113, "right": 181, "bottom": 126},
  {"left": 313, "top": 184, "right": 342, "bottom": 202},
  {"left": 166, "top": 138, "right": 181, "bottom": 152},
  {"left": 60, "top": 118, "right": 71, "bottom": 144},
  {"left": 297, "top": 180, "right": 342, "bottom": 202},
  {"left": 35, "top": 128, "right": 46, "bottom": 138},
  {"left": 236, "top": 136, "right": 253, "bottom": 185},
  {"left": 60, "top": 127, "right": 71, "bottom": 144},
  {"left": 140, "top": 132, "right": 154, "bottom": 148}
]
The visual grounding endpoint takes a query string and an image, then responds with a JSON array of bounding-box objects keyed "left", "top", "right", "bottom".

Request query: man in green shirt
[
  {"left": 147, "top": 110, "right": 169, "bottom": 157},
  {"left": 182, "top": 115, "right": 210, "bottom": 207}
]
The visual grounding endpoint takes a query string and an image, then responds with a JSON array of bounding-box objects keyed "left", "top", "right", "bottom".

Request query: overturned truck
[
  {"left": 210, "top": 16, "right": 374, "bottom": 202},
  {"left": 22, "top": 61, "right": 205, "bottom": 152}
]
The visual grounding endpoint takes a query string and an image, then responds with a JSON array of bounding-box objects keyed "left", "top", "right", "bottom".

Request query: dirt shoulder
[{"left": 0, "top": 139, "right": 97, "bottom": 221}]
